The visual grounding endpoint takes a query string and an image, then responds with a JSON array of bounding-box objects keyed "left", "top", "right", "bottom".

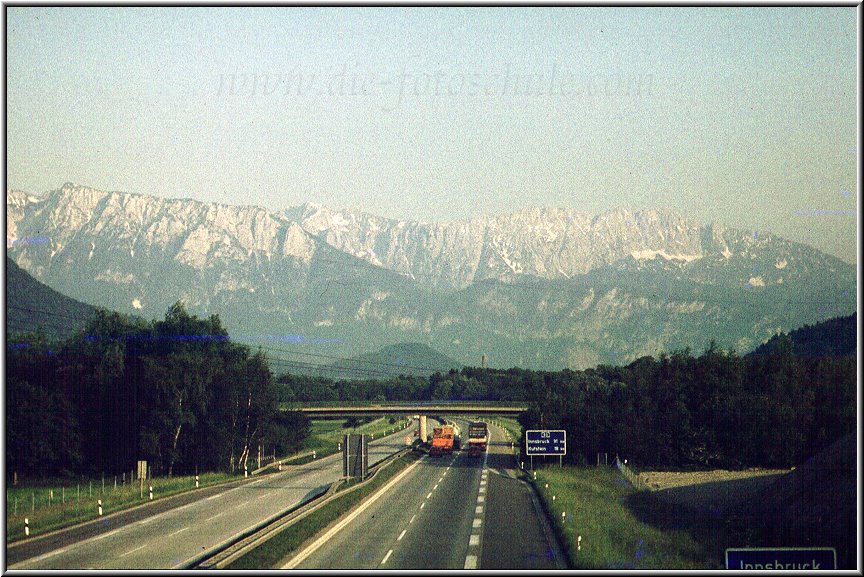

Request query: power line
[
  {"left": 249, "top": 342, "right": 451, "bottom": 375},
  {"left": 6, "top": 304, "right": 97, "bottom": 323}
]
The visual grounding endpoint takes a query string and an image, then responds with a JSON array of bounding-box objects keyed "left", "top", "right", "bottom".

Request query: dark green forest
[
  {"left": 6, "top": 303, "right": 310, "bottom": 479},
  {"left": 6, "top": 307, "right": 856, "bottom": 479},
  {"left": 277, "top": 332, "right": 856, "bottom": 470}
]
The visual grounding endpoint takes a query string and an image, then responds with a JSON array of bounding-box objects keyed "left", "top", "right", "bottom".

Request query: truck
[
  {"left": 429, "top": 424, "right": 460, "bottom": 457},
  {"left": 467, "top": 421, "right": 488, "bottom": 456}
]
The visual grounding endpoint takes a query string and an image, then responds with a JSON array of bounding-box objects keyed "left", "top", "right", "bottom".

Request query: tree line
[
  {"left": 277, "top": 337, "right": 855, "bottom": 469},
  {"left": 6, "top": 303, "right": 309, "bottom": 480},
  {"left": 9, "top": 305, "right": 855, "bottom": 479}
]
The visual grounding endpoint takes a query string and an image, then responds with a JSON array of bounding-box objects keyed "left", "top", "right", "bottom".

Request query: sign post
[{"left": 342, "top": 434, "right": 368, "bottom": 480}]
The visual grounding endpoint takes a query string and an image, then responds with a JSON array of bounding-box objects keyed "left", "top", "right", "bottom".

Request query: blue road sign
[
  {"left": 525, "top": 430, "right": 566, "bottom": 456},
  {"left": 725, "top": 548, "right": 836, "bottom": 570}
]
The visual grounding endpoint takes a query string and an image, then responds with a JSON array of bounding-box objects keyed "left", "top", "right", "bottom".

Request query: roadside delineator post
[
  {"left": 577, "top": 534, "right": 582, "bottom": 552},
  {"left": 313, "top": 450, "right": 316, "bottom": 460},
  {"left": 553, "top": 495, "right": 556, "bottom": 502},
  {"left": 149, "top": 486, "right": 153, "bottom": 500},
  {"left": 97, "top": 500, "right": 103, "bottom": 516},
  {"left": 195, "top": 475, "right": 199, "bottom": 489},
  {"left": 24, "top": 518, "right": 29, "bottom": 536},
  {"left": 244, "top": 465, "right": 248, "bottom": 478}
]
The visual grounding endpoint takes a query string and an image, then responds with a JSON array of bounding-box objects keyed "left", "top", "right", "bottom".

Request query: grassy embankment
[
  {"left": 6, "top": 472, "right": 235, "bottom": 542},
  {"left": 492, "top": 415, "right": 708, "bottom": 569},
  {"left": 226, "top": 449, "right": 422, "bottom": 569},
  {"left": 534, "top": 466, "right": 708, "bottom": 569}
]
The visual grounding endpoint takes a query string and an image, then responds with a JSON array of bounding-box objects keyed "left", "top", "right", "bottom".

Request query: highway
[
  {"left": 287, "top": 419, "right": 566, "bottom": 570},
  {"left": 7, "top": 422, "right": 418, "bottom": 570}
]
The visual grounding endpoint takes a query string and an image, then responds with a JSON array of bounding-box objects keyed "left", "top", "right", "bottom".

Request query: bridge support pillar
[{"left": 419, "top": 415, "right": 427, "bottom": 443}]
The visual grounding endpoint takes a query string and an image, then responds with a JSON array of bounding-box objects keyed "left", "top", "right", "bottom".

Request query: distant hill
[
  {"left": 328, "top": 342, "right": 463, "bottom": 379},
  {"left": 747, "top": 313, "right": 857, "bottom": 358},
  {"left": 6, "top": 256, "right": 99, "bottom": 343}
]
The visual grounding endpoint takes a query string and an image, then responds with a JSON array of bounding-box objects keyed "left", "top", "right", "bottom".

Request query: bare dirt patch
[
  {"left": 637, "top": 469, "right": 789, "bottom": 513},
  {"left": 625, "top": 434, "right": 856, "bottom": 569}
]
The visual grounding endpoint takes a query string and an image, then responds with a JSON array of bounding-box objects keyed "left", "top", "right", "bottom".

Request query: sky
[{"left": 5, "top": 7, "right": 859, "bottom": 264}]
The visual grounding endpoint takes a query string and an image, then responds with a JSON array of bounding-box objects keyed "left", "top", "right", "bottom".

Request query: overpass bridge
[
  {"left": 281, "top": 401, "right": 528, "bottom": 441},
  {"left": 282, "top": 401, "right": 528, "bottom": 418}
]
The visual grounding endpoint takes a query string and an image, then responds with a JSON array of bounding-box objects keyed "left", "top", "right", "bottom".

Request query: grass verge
[
  {"left": 299, "top": 417, "right": 412, "bottom": 463},
  {"left": 225, "top": 449, "right": 421, "bottom": 569},
  {"left": 533, "top": 466, "right": 709, "bottom": 569},
  {"left": 492, "top": 416, "right": 523, "bottom": 441}
]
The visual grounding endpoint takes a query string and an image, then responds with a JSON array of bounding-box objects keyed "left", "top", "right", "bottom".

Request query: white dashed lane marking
[
  {"left": 476, "top": 505, "right": 483, "bottom": 514},
  {"left": 119, "top": 544, "right": 147, "bottom": 558},
  {"left": 410, "top": 514, "right": 416, "bottom": 524},
  {"left": 464, "top": 554, "right": 478, "bottom": 569},
  {"left": 398, "top": 529, "right": 407, "bottom": 541},
  {"left": 427, "top": 492, "right": 433, "bottom": 499},
  {"left": 381, "top": 549, "right": 393, "bottom": 565},
  {"left": 469, "top": 534, "right": 480, "bottom": 546},
  {"left": 472, "top": 518, "right": 482, "bottom": 528},
  {"left": 167, "top": 526, "right": 189, "bottom": 537}
]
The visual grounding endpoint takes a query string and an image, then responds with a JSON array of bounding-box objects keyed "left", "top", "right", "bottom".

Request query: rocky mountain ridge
[{"left": 6, "top": 183, "right": 857, "bottom": 369}]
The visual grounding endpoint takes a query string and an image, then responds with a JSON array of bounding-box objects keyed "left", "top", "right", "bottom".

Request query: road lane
[
  {"left": 288, "top": 417, "right": 565, "bottom": 570},
  {"left": 8, "top": 422, "right": 416, "bottom": 570},
  {"left": 480, "top": 421, "right": 567, "bottom": 569},
  {"left": 293, "top": 445, "right": 484, "bottom": 570}
]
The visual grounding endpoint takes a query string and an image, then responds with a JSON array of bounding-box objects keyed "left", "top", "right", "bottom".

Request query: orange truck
[{"left": 429, "top": 424, "right": 460, "bottom": 457}]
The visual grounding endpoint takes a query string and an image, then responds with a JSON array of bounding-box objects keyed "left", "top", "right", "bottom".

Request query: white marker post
[
  {"left": 313, "top": 450, "right": 316, "bottom": 460},
  {"left": 577, "top": 534, "right": 582, "bottom": 552},
  {"left": 195, "top": 475, "right": 199, "bottom": 489},
  {"left": 98, "top": 499, "right": 103, "bottom": 516},
  {"left": 244, "top": 465, "right": 248, "bottom": 478},
  {"left": 149, "top": 486, "right": 153, "bottom": 500},
  {"left": 24, "top": 518, "right": 29, "bottom": 536}
]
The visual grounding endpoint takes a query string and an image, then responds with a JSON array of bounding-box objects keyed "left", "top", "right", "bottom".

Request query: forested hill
[
  {"left": 328, "top": 342, "right": 463, "bottom": 379},
  {"left": 747, "top": 313, "right": 857, "bottom": 358},
  {"left": 6, "top": 256, "right": 99, "bottom": 342}
]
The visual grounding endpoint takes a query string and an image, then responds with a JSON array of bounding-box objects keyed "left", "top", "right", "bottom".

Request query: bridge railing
[{"left": 280, "top": 400, "right": 528, "bottom": 410}]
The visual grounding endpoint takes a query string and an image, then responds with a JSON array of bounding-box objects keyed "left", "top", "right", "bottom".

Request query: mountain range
[{"left": 6, "top": 183, "right": 857, "bottom": 369}]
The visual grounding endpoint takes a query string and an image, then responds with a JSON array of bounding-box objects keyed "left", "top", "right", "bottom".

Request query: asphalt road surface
[
  {"left": 288, "top": 419, "right": 566, "bottom": 570},
  {"left": 6, "top": 422, "right": 417, "bottom": 570}
]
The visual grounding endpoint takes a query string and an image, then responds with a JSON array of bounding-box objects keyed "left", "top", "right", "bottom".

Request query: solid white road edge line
[{"left": 281, "top": 455, "right": 425, "bottom": 569}]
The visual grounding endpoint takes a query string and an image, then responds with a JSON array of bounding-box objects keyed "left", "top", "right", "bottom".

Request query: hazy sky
[{"left": 5, "top": 7, "right": 859, "bottom": 264}]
